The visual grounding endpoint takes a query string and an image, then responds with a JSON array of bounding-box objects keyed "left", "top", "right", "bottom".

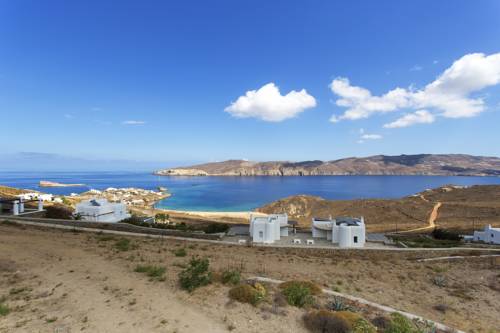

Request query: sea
[{"left": 1, "top": 171, "right": 500, "bottom": 212}]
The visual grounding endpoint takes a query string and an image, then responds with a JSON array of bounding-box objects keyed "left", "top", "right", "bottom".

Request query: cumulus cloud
[
  {"left": 384, "top": 110, "right": 435, "bottom": 128},
  {"left": 122, "top": 120, "right": 146, "bottom": 125},
  {"left": 330, "top": 52, "right": 500, "bottom": 126},
  {"left": 225, "top": 83, "right": 316, "bottom": 122}
]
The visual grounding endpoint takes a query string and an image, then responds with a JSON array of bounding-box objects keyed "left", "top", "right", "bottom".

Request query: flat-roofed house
[
  {"left": 473, "top": 225, "right": 500, "bottom": 244},
  {"left": 250, "top": 214, "right": 289, "bottom": 244},
  {"left": 75, "top": 198, "right": 130, "bottom": 223},
  {"left": 312, "top": 216, "right": 366, "bottom": 248}
]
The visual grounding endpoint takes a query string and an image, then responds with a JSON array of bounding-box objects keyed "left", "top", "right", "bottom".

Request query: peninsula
[{"left": 155, "top": 154, "right": 500, "bottom": 177}]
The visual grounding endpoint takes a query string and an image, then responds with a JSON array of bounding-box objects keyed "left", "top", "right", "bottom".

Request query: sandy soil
[{"left": 1, "top": 223, "right": 499, "bottom": 332}]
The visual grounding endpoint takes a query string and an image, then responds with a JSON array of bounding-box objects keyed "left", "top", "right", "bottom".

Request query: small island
[{"left": 39, "top": 180, "right": 85, "bottom": 187}]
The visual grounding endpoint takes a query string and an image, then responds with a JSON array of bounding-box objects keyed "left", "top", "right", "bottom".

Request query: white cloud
[
  {"left": 64, "top": 114, "right": 74, "bottom": 119},
  {"left": 330, "top": 52, "right": 500, "bottom": 126},
  {"left": 410, "top": 65, "right": 423, "bottom": 71},
  {"left": 384, "top": 110, "right": 435, "bottom": 128},
  {"left": 225, "top": 83, "right": 316, "bottom": 122},
  {"left": 122, "top": 120, "right": 146, "bottom": 125},
  {"left": 361, "top": 133, "right": 382, "bottom": 140}
]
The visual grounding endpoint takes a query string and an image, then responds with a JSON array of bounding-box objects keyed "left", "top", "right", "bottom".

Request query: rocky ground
[{"left": 1, "top": 222, "right": 499, "bottom": 332}]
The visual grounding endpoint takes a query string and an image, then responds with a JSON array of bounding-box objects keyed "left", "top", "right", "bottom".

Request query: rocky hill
[{"left": 155, "top": 154, "right": 500, "bottom": 177}]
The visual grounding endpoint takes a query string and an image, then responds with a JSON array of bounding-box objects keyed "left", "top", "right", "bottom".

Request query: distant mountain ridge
[{"left": 155, "top": 154, "right": 500, "bottom": 177}]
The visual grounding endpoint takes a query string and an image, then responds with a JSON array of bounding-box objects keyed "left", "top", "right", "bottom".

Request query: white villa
[
  {"left": 75, "top": 198, "right": 130, "bottom": 223},
  {"left": 250, "top": 214, "right": 289, "bottom": 244},
  {"left": 312, "top": 216, "right": 366, "bottom": 248},
  {"left": 473, "top": 225, "right": 500, "bottom": 245}
]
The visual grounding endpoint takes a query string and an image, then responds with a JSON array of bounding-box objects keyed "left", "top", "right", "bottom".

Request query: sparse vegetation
[
  {"left": 173, "top": 248, "right": 187, "bottom": 257},
  {"left": 327, "top": 296, "right": 352, "bottom": 312},
  {"left": 179, "top": 257, "right": 212, "bottom": 292},
  {"left": 0, "top": 303, "right": 10, "bottom": 316},
  {"left": 279, "top": 280, "right": 321, "bottom": 308},
  {"left": 384, "top": 313, "right": 422, "bottom": 333},
  {"left": 228, "top": 283, "right": 266, "bottom": 306},
  {"left": 134, "top": 265, "right": 166, "bottom": 281},
  {"left": 114, "top": 238, "right": 136, "bottom": 251},
  {"left": 221, "top": 270, "right": 241, "bottom": 285},
  {"left": 432, "top": 275, "right": 447, "bottom": 287}
]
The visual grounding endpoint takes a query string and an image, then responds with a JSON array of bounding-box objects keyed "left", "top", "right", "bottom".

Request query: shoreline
[{"left": 154, "top": 208, "right": 265, "bottom": 222}]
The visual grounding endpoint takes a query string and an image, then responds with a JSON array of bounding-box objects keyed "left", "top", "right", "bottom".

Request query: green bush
[
  {"left": 203, "top": 223, "right": 230, "bottom": 234},
  {"left": 0, "top": 303, "right": 9, "bottom": 316},
  {"left": 385, "top": 313, "right": 421, "bottom": 333},
  {"left": 352, "top": 318, "right": 377, "bottom": 333},
  {"left": 179, "top": 257, "right": 212, "bottom": 292},
  {"left": 303, "top": 310, "right": 351, "bottom": 333},
  {"left": 134, "top": 265, "right": 166, "bottom": 280},
  {"left": 432, "top": 228, "right": 461, "bottom": 241},
  {"left": 279, "top": 280, "right": 321, "bottom": 308},
  {"left": 228, "top": 283, "right": 266, "bottom": 306},
  {"left": 173, "top": 248, "right": 187, "bottom": 257},
  {"left": 221, "top": 270, "right": 241, "bottom": 285}
]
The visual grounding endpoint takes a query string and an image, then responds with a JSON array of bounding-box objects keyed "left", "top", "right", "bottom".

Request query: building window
[
  {"left": 492, "top": 234, "right": 495, "bottom": 238},
  {"left": 259, "top": 231, "right": 263, "bottom": 238},
  {"left": 353, "top": 236, "right": 358, "bottom": 243}
]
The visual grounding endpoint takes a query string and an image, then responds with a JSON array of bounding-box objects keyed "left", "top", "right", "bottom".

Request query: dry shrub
[
  {"left": 228, "top": 283, "right": 266, "bottom": 306},
  {"left": 303, "top": 310, "right": 351, "bottom": 333},
  {"left": 45, "top": 204, "right": 73, "bottom": 219},
  {"left": 279, "top": 280, "right": 322, "bottom": 295}
]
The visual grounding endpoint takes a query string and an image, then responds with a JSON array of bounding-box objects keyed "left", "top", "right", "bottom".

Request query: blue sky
[{"left": 1, "top": 0, "right": 500, "bottom": 170}]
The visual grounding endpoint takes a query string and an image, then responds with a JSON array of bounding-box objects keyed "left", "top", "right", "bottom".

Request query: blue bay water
[{"left": 1, "top": 171, "right": 500, "bottom": 211}]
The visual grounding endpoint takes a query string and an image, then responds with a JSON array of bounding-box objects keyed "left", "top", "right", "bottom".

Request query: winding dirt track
[{"left": 399, "top": 198, "right": 442, "bottom": 233}]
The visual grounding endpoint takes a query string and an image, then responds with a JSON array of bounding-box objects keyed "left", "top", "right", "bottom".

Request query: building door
[{"left": 353, "top": 236, "right": 358, "bottom": 243}]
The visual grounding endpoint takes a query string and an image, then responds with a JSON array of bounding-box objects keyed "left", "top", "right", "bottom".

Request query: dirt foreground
[{"left": 1, "top": 222, "right": 499, "bottom": 333}]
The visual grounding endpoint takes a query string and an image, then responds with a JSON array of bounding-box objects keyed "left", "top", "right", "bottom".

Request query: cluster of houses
[
  {"left": 249, "top": 213, "right": 366, "bottom": 248},
  {"left": 78, "top": 187, "right": 165, "bottom": 206}
]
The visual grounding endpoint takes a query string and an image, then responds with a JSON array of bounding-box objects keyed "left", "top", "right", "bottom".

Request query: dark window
[
  {"left": 353, "top": 236, "right": 358, "bottom": 243},
  {"left": 492, "top": 234, "right": 495, "bottom": 238}
]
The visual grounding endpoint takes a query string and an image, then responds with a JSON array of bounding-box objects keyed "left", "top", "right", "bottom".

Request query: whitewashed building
[
  {"left": 250, "top": 214, "right": 288, "bottom": 244},
  {"left": 312, "top": 216, "right": 366, "bottom": 248},
  {"left": 75, "top": 198, "right": 130, "bottom": 223},
  {"left": 473, "top": 225, "right": 500, "bottom": 245}
]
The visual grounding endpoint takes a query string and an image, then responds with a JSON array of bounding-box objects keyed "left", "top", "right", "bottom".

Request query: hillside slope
[
  {"left": 257, "top": 185, "right": 500, "bottom": 232},
  {"left": 155, "top": 154, "right": 500, "bottom": 177}
]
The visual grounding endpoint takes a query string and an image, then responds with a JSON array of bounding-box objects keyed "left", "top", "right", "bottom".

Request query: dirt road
[{"left": 399, "top": 201, "right": 442, "bottom": 234}]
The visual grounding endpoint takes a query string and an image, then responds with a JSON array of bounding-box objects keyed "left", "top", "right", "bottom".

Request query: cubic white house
[
  {"left": 250, "top": 214, "right": 289, "bottom": 244},
  {"left": 75, "top": 198, "right": 130, "bottom": 223},
  {"left": 473, "top": 225, "right": 500, "bottom": 245},
  {"left": 312, "top": 216, "right": 366, "bottom": 248}
]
